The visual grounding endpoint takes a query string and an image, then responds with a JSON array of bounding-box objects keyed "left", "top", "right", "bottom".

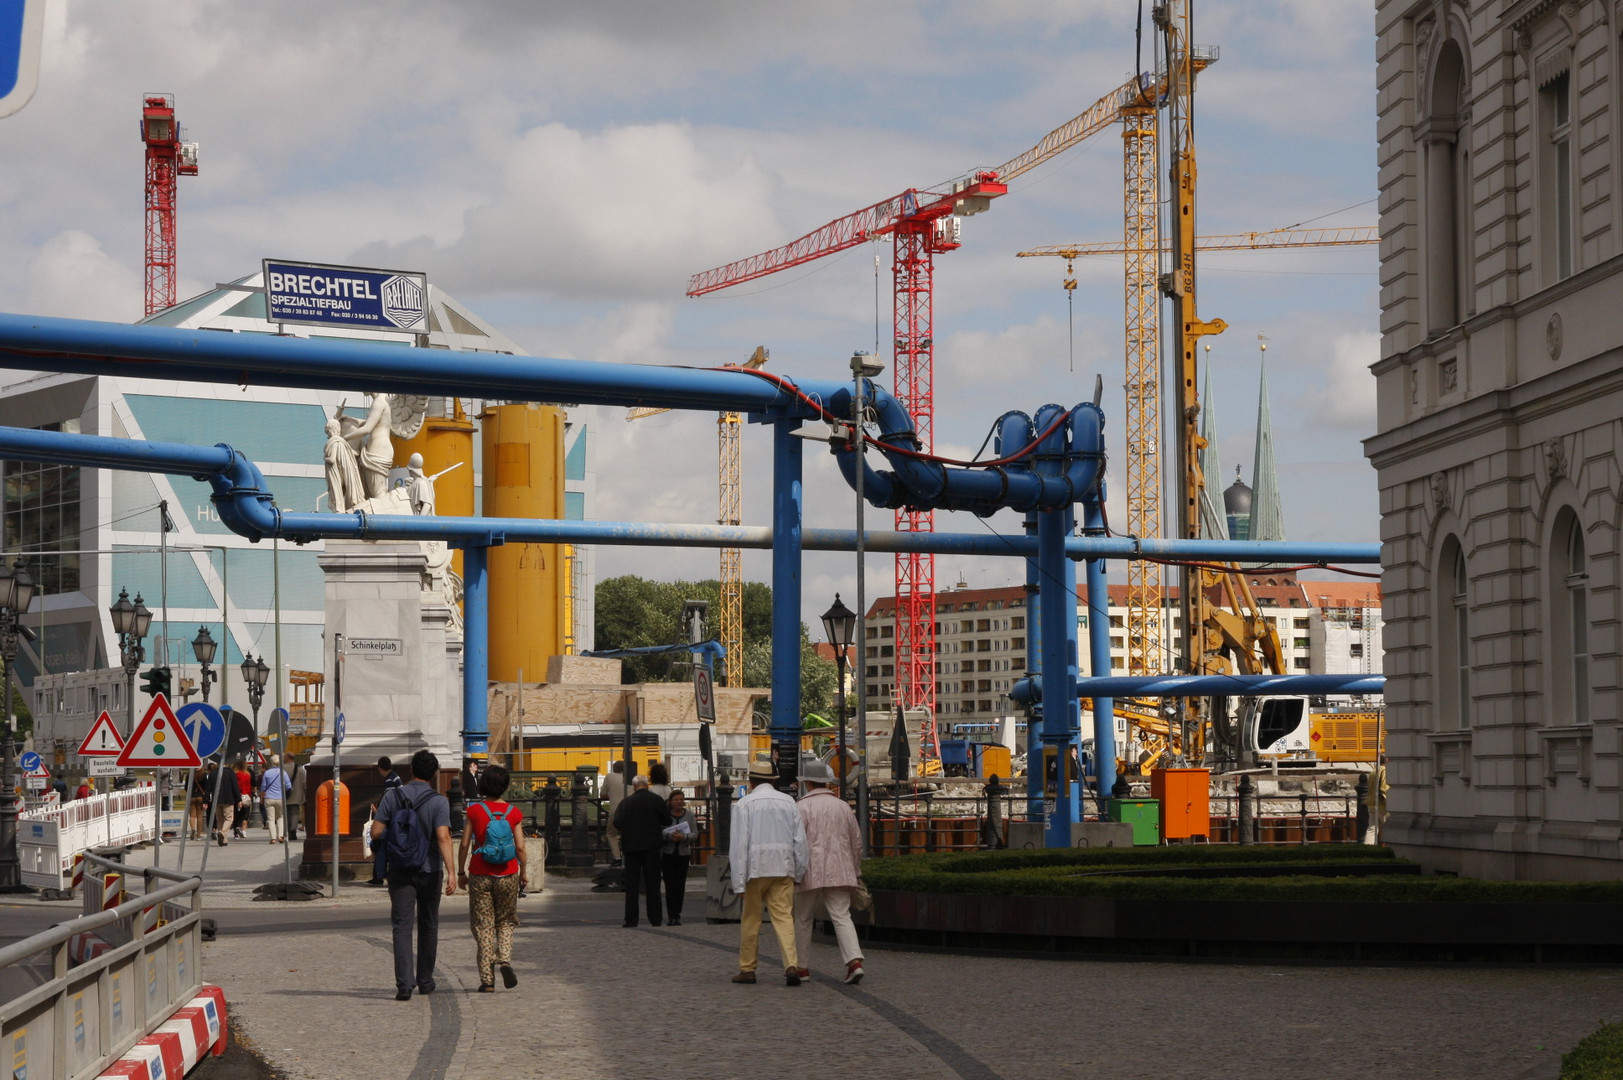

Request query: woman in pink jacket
[{"left": 793, "top": 759, "right": 866, "bottom": 984}]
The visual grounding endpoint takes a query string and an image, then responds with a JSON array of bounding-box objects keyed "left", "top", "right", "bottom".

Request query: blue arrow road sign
[
  {"left": 177, "top": 702, "right": 227, "bottom": 760},
  {"left": 0, "top": 1, "right": 46, "bottom": 120},
  {"left": 19, "top": 750, "right": 40, "bottom": 772},
  {"left": 334, "top": 712, "right": 346, "bottom": 746}
]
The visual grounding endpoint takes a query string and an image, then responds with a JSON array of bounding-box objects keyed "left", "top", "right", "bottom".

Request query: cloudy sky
[{"left": 0, "top": 1, "right": 1378, "bottom": 628}]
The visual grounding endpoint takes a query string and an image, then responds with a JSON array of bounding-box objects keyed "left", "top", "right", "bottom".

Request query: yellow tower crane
[{"left": 628, "top": 346, "right": 769, "bottom": 684}]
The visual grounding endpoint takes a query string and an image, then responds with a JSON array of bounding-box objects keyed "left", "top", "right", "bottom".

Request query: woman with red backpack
[{"left": 455, "top": 762, "right": 528, "bottom": 993}]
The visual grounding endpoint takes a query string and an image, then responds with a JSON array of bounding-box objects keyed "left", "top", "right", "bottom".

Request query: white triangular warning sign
[
  {"left": 116, "top": 694, "right": 201, "bottom": 768},
  {"left": 77, "top": 711, "right": 126, "bottom": 756}
]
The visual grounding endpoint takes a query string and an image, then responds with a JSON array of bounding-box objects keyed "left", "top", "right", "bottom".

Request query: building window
[
  {"left": 1543, "top": 71, "right": 1574, "bottom": 281},
  {"left": 4, "top": 421, "right": 83, "bottom": 595},
  {"left": 1011, "top": 616, "right": 1024, "bottom": 629},
  {"left": 1551, "top": 510, "right": 1590, "bottom": 724},
  {"left": 1439, "top": 537, "right": 1470, "bottom": 730},
  {"left": 1423, "top": 38, "right": 1469, "bottom": 331}
]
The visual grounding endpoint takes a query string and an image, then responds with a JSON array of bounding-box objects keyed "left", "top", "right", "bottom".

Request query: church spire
[
  {"left": 1249, "top": 338, "right": 1285, "bottom": 542},
  {"left": 1198, "top": 351, "right": 1228, "bottom": 541}
]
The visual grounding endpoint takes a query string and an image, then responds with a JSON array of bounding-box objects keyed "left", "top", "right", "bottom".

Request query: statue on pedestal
[
  {"left": 323, "top": 418, "right": 365, "bottom": 513},
  {"left": 341, "top": 393, "right": 394, "bottom": 500}
]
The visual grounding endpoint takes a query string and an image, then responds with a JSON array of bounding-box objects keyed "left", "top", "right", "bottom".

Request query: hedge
[
  {"left": 1563, "top": 1022, "right": 1623, "bottom": 1079},
  {"left": 861, "top": 846, "right": 1623, "bottom": 904}
]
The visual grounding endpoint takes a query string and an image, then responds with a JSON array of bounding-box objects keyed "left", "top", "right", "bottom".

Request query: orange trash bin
[{"left": 314, "top": 779, "right": 350, "bottom": 836}]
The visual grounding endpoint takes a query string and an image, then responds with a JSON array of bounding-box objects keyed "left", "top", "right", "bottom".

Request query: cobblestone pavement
[{"left": 203, "top": 879, "right": 1623, "bottom": 1080}]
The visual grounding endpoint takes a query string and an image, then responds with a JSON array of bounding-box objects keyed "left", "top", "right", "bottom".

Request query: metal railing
[{"left": 0, "top": 852, "right": 204, "bottom": 1080}]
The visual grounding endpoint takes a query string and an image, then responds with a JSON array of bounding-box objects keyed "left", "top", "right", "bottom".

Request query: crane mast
[{"left": 140, "top": 95, "right": 198, "bottom": 317}]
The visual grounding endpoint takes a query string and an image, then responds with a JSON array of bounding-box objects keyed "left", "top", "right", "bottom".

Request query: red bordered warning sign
[
  {"left": 77, "top": 711, "right": 126, "bottom": 756},
  {"left": 116, "top": 694, "right": 202, "bottom": 768}
]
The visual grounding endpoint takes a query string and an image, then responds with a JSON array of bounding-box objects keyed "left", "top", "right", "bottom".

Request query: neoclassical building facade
[{"left": 1368, "top": 0, "right": 1623, "bottom": 878}]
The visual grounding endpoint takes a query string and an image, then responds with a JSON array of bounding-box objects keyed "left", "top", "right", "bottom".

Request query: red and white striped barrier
[{"left": 95, "top": 985, "right": 226, "bottom": 1080}]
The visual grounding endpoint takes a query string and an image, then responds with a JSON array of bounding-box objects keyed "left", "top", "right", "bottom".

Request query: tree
[{"left": 593, "top": 575, "right": 837, "bottom": 716}]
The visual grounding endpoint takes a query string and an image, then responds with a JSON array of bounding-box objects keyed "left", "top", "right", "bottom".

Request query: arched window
[
  {"left": 1424, "top": 40, "right": 1471, "bottom": 332},
  {"left": 1550, "top": 511, "right": 1590, "bottom": 723},
  {"left": 1438, "top": 537, "right": 1470, "bottom": 729}
]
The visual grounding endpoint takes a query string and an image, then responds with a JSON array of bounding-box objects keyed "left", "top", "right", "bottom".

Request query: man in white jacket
[{"left": 729, "top": 753, "right": 809, "bottom": 986}]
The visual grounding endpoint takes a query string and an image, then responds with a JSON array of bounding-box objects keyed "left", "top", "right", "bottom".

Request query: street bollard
[
  {"left": 1236, "top": 774, "right": 1254, "bottom": 846},
  {"left": 1354, "top": 773, "right": 1370, "bottom": 844},
  {"left": 714, "top": 768, "right": 732, "bottom": 851},
  {"left": 567, "top": 771, "right": 592, "bottom": 867},
  {"left": 1298, "top": 790, "right": 1310, "bottom": 845},
  {"left": 543, "top": 778, "right": 562, "bottom": 866}
]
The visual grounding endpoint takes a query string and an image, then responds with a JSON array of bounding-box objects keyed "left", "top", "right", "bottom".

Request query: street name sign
[
  {"left": 345, "top": 637, "right": 402, "bottom": 657},
  {"left": 262, "top": 259, "right": 427, "bottom": 333},
  {"left": 117, "top": 694, "right": 202, "bottom": 768},
  {"left": 77, "top": 711, "right": 125, "bottom": 756},
  {"left": 0, "top": 0, "right": 46, "bottom": 120}
]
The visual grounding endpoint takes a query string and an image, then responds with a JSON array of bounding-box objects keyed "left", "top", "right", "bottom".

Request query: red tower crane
[
  {"left": 141, "top": 95, "right": 199, "bottom": 317},
  {"left": 688, "top": 79, "right": 1162, "bottom": 762}
]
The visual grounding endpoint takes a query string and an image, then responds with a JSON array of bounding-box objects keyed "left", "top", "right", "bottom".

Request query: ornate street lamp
[
  {"left": 242, "top": 652, "right": 269, "bottom": 727},
  {"left": 110, "top": 588, "right": 151, "bottom": 739},
  {"left": 191, "top": 627, "right": 218, "bottom": 703},
  {"left": 1, "top": 558, "right": 37, "bottom": 891},
  {"left": 821, "top": 593, "right": 857, "bottom": 801}
]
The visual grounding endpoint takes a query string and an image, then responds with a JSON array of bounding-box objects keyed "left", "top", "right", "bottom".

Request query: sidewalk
[{"left": 199, "top": 884, "right": 1608, "bottom": 1080}]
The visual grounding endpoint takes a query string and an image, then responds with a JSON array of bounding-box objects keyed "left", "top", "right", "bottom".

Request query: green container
[{"left": 1109, "top": 798, "right": 1161, "bottom": 845}]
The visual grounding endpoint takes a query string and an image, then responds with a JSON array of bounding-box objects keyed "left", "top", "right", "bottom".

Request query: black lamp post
[
  {"left": 0, "top": 558, "right": 37, "bottom": 891},
  {"left": 242, "top": 652, "right": 269, "bottom": 727},
  {"left": 191, "top": 627, "right": 218, "bottom": 704},
  {"left": 821, "top": 593, "right": 857, "bottom": 801},
  {"left": 109, "top": 587, "right": 151, "bottom": 739}
]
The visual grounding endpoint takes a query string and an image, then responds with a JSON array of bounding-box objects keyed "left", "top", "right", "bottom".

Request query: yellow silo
[
  {"left": 480, "top": 403, "right": 568, "bottom": 683},
  {"left": 394, "top": 399, "right": 477, "bottom": 580}
]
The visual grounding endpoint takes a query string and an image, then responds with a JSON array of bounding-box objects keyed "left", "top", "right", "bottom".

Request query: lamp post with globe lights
[
  {"left": 191, "top": 627, "right": 218, "bottom": 704},
  {"left": 109, "top": 587, "right": 152, "bottom": 739}
]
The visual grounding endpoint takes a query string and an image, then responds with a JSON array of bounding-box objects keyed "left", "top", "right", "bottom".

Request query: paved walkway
[
  {"left": 194, "top": 858, "right": 1621, "bottom": 1080},
  {"left": 12, "top": 836, "right": 1621, "bottom": 1078}
]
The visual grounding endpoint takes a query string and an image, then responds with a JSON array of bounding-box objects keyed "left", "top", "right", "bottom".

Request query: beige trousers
[{"left": 738, "top": 875, "right": 797, "bottom": 974}]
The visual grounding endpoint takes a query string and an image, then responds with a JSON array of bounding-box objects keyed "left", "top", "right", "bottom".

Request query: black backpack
[{"left": 383, "top": 788, "right": 435, "bottom": 871}]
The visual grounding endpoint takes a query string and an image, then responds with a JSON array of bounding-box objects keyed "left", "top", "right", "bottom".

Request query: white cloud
[
  {"left": 19, "top": 231, "right": 142, "bottom": 321},
  {"left": 1303, "top": 331, "right": 1379, "bottom": 431}
]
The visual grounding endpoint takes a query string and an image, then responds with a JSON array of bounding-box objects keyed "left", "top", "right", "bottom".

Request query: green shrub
[
  {"left": 862, "top": 846, "right": 1623, "bottom": 904},
  {"left": 1563, "top": 1021, "right": 1623, "bottom": 1079}
]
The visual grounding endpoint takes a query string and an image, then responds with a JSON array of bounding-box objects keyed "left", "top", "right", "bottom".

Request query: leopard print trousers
[{"left": 468, "top": 873, "right": 521, "bottom": 985}]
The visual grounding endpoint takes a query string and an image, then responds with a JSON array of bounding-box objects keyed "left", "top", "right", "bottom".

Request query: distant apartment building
[{"left": 861, "top": 575, "right": 1382, "bottom": 723}]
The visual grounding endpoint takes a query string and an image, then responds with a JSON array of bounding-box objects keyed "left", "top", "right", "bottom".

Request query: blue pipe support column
[
  {"left": 1022, "top": 514, "right": 1044, "bottom": 822},
  {"left": 1039, "top": 504, "right": 1079, "bottom": 849},
  {"left": 1082, "top": 501, "right": 1117, "bottom": 804},
  {"left": 460, "top": 545, "right": 490, "bottom": 760},
  {"left": 770, "top": 419, "right": 804, "bottom": 783}
]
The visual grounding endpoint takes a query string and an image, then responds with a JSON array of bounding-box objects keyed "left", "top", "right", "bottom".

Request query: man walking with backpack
[
  {"left": 455, "top": 762, "right": 527, "bottom": 992},
  {"left": 370, "top": 750, "right": 458, "bottom": 1001}
]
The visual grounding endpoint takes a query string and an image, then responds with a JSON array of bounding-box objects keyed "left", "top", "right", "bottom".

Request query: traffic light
[{"left": 139, "top": 666, "right": 172, "bottom": 698}]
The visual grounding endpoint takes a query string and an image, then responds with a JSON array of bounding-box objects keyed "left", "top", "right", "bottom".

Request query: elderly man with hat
[
  {"left": 729, "top": 752, "right": 808, "bottom": 985},
  {"left": 792, "top": 758, "right": 867, "bottom": 984}
]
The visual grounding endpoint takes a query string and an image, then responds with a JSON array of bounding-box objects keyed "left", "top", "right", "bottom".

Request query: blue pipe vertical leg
[
  {"left": 770, "top": 420, "right": 804, "bottom": 783},
  {"left": 1023, "top": 513, "right": 1044, "bottom": 822},
  {"left": 461, "top": 544, "right": 490, "bottom": 759},
  {"left": 1040, "top": 506, "right": 1079, "bottom": 849},
  {"left": 1083, "top": 501, "right": 1117, "bottom": 805}
]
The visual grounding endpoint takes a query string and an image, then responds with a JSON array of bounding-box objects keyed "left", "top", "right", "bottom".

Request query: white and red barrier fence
[{"left": 17, "top": 785, "right": 158, "bottom": 891}]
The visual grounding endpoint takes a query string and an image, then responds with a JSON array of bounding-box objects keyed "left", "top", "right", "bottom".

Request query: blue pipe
[
  {"left": 0, "top": 409, "right": 1384, "bottom": 561},
  {"left": 1082, "top": 500, "right": 1116, "bottom": 802},
  {"left": 1036, "top": 425, "right": 1080, "bottom": 849},
  {"left": 1022, "top": 514, "right": 1043, "bottom": 822},
  {"left": 1014, "top": 673, "right": 1386, "bottom": 700},
  {"left": 826, "top": 384, "right": 1106, "bottom": 515},
  {"left": 0, "top": 312, "right": 798, "bottom": 415},
  {"left": 462, "top": 546, "right": 489, "bottom": 758},
  {"left": 771, "top": 420, "right": 804, "bottom": 781}
]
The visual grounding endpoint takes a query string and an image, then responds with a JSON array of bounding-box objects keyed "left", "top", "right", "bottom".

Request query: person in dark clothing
[
  {"left": 367, "top": 757, "right": 403, "bottom": 886},
  {"left": 212, "top": 762, "right": 241, "bottom": 846},
  {"left": 370, "top": 749, "right": 457, "bottom": 1001},
  {"left": 661, "top": 789, "right": 697, "bottom": 926},
  {"left": 612, "top": 775, "right": 672, "bottom": 927}
]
